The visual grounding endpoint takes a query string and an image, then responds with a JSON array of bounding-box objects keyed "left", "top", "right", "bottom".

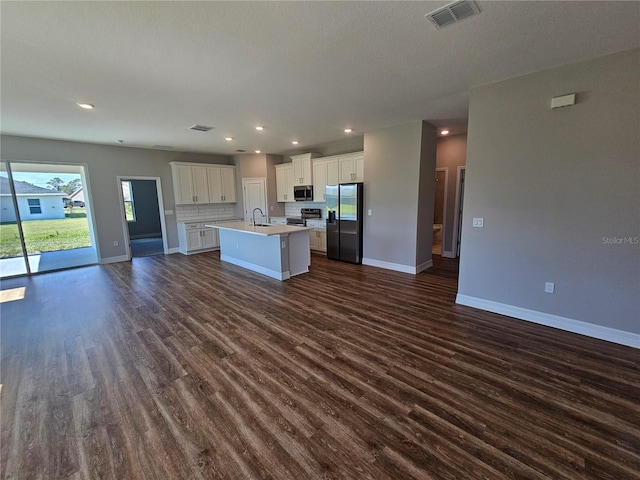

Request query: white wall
[
  {"left": 0, "top": 135, "right": 233, "bottom": 260},
  {"left": 458, "top": 49, "right": 640, "bottom": 343}
]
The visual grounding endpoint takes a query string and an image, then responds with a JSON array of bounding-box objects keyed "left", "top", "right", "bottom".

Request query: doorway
[
  {"left": 432, "top": 168, "right": 447, "bottom": 256},
  {"left": 0, "top": 161, "right": 98, "bottom": 277},
  {"left": 242, "top": 178, "right": 267, "bottom": 224},
  {"left": 117, "top": 176, "right": 168, "bottom": 259}
]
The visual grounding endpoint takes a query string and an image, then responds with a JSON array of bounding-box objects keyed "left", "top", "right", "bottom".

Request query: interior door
[{"left": 242, "top": 178, "right": 267, "bottom": 223}]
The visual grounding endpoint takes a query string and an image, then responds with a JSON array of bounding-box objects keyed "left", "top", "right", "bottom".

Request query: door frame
[
  {"left": 242, "top": 177, "right": 267, "bottom": 223},
  {"left": 451, "top": 166, "right": 466, "bottom": 258},
  {"left": 117, "top": 176, "right": 168, "bottom": 260},
  {"left": 434, "top": 167, "right": 448, "bottom": 256}
]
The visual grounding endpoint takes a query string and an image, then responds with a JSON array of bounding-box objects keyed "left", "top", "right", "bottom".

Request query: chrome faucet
[{"left": 252, "top": 207, "right": 264, "bottom": 226}]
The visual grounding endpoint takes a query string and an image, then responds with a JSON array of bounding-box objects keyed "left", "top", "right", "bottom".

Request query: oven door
[{"left": 293, "top": 185, "right": 313, "bottom": 201}]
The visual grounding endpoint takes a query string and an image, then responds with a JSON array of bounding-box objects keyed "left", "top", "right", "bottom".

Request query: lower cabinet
[
  {"left": 306, "top": 220, "right": 327, "bottom": 253},
  {"left": 177, "top": 222, "right": 219, "bottom": 254}
]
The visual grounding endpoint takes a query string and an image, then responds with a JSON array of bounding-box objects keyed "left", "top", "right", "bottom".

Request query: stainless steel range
[{"left": 286, "top": 208, "right": 322, "bottom": 226}]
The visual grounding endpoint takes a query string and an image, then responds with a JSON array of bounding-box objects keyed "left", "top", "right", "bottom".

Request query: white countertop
[{"left": 205, "top": 221, "right": 309, "bottom": 236}]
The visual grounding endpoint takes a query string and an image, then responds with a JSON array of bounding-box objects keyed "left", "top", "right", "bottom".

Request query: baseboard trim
[
  {"left": 167, "top": 247, "right": 180, "bottom": 254},
  {"left": 100, "top": 255, "right": 129, "bottom": 264},
  {"left": 455, "top": 294, "right": 639, "bottom": 349},
  {"left": 441, "top": 250, "right": 456, "bottom": 259},
  {"left": 362, "top": 258, "right": 432, "bottom": 275},
  {"left": 221, "top": 255, "right": 289, "bottom": 281},
  {"left": 130, "top": 233, "right": 162, "bottom": 240}
]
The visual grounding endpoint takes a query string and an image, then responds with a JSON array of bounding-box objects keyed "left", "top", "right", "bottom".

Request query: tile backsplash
[
  {"left": 176, "top": 204, "right": 236, "bottom": 222},
  {"left": 284, "top": 202, "right": 326, "bottom": 217}
]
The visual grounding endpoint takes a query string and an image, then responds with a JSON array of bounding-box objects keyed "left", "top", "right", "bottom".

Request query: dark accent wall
[{"left": 127, "top": 180, "right": 161, "bottom": 239}]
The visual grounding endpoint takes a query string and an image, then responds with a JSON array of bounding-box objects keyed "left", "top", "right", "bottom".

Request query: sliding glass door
[
  {"left": 0, "top": 162, "right": 28, "bottom": 276},
  {"left": 0, "top": 161, "right": 98, "bottom": 277}
]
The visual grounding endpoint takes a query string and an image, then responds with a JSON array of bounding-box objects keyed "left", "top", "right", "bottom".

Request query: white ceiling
[{"left": 1, "top": 1, "right": 638, "bottom": 156}]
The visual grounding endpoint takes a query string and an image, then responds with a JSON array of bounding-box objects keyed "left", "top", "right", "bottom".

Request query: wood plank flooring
[{"left": 1, "top": 252, "right": 638, "bottom": 479}]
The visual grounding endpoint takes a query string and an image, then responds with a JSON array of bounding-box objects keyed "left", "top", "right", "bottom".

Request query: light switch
[
  {"left": 545, "top": 282, "right": 555, "bottom": 294},
  {"left": 472, "top": 217, "right": 484, "bottom": 228},
  {"left": 367, "top": 209, "right": 372, "bottom": 216}
]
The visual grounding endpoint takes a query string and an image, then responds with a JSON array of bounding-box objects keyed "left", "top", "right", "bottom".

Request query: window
[
  {"left": 121, "top": 181, "right": 136, "bottom": 222},
  {"left": 27, "top": 199, "right": 42, "bottom": 214}
]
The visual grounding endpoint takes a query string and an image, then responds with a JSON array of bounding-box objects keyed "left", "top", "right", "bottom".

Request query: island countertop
[{"left": 205, "top": 221, "right": 309, "bottom": 236}]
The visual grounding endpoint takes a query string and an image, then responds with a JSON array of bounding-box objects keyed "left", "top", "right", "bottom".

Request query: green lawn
[{"left": 0, "top": 209, "right": 91, "bottom": 258}]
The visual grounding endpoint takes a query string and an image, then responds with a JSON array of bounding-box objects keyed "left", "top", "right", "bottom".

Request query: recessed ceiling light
[
  {"left": 77, "top": 103, "right": 94, "bottom": 110},
  {"left": 292, "top": 140, "right": 299, "bottom": 145},
  {"left": 440, "top": 129, "right": 450, "bottom": 135},
  {"left": 344, "top": 128, "right": 352, "bottom": 133},
  {"left": 255, "top": 126, "right": 264, "bottom": 131},
  {"left": 255, "top": 150, "right": 261, "bottom": 153},
  {"left": 225, "top": 137, "right": 233, "bottom": 141}
]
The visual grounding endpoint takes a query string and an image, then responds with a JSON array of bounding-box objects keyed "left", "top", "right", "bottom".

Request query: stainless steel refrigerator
[{"left": 326, "top": 182, "right": 363, "bottom": 264}]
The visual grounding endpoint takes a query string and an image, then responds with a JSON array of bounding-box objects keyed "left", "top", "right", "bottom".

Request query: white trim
[
  {"left": 455, "top": 294, "right": 640, "bottom": 349},
  {"left": 220, "top": 254, "right": 290, "bottom": 280},
  {"left": 435, "top": 167, "right": 448, "bottom": 255},
  {"left": 167, "top": 247, "right": 180, "bottom": 254},
  {"left": 363, "top": 257, "right": 432, "bottom": 275},
  {"left": 117, "top": 176, "right": 169, "bottom": 260},
  {"left": 451, "top": 166, "right": 466, "bottom": 258},
  {"left": 441, "top": 250, "right": 456, "bottom": 258},
  {"left": 100, "top": 255, "right": 129, "bottom": 264}
]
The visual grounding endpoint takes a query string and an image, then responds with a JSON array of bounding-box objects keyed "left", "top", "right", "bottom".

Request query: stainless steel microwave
[{"left": 293, "top": 185, "right": 313, "bottom": 201}]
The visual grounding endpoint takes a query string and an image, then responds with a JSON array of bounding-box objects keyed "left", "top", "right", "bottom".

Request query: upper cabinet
[
  {"left": 170, "top": 162, "right": 237, "bottom": 205},
  {"left": 275, "top": 164, "right": 295, "bottom": 202},
  {"left": 207, "top": 165, "right": 236, "bottom": 203},
  {"left": 339, "top": 152, "right": 364, "bottom": 183},
  {"left": 290, "top": 153, "right": 320, "bottom": 186},
  {"left": 312, "top": 158, "right": 339, "bottom": 202}
]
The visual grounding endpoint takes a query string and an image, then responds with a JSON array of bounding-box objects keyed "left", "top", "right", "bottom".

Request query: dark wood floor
[{"left": 1, "top": 252, "right": 638, "bottom": 479}]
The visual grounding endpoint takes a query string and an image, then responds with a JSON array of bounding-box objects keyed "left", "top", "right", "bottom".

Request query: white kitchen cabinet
[
  {"left": 207, "top": 165, "right": 237, "bottom": 203},
  {"left": 306, "top": 220, "right": 326, "bottom": 252},
  {"left": 290, "top": 153, "right": 320, "bottom": 186},
  {"left": 338, "top": 151, "right": 364, "bottom": 183},
  {"left": 275, "top": 164, "right": 295, "bottom": 202},
  {"left": 313, "top": 158, "right": 339, "bottom": 202},
  {"left": 171, "top": 162, "right": 237, "bottom": 205},
  {"left": 177, "top": 222, "right": 219, "bottom": 254},
  {"left": 172, "top": 163, "right": 210, "bottom": 204}
]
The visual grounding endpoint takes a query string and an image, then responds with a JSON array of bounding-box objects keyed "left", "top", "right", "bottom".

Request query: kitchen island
[{"left": 205, "top": 221, "right": 310, "bottom": 281}]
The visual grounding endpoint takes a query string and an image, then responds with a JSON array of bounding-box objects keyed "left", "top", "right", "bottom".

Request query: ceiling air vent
[
  {"left": 426, "top": 0, "right": 480, "bottom": 29},
  {"left": 189, "top": 124, "right": 214, "bottom": 132},
  {"left": 235, "top": 149, "right": 246, "bottom": 153}
]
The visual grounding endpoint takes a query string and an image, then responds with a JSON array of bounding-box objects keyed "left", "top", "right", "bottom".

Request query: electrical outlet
[
  {"left": 368, "top": 209, "right": 372, "bottom": 216},
  {"left": 545, "top": 282, "right": 555, "bottom": 294},
  {"left": 113, "top": 240, "right": 118, "bottom": 246},
  {"left": 472, "top": 218, "right": 484, "bottom": 228}
]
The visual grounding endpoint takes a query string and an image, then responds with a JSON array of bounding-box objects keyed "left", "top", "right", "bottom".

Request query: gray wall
[
  {"left": 0, "top": 135, "right": 232, "bottom": 259},
  {"left": 126, "top": 179, "right": 161, "bottom": 239},
  {"left": 459, "top": 48, "right": 640, "bottom": 334},
  {"left": 436, "top": 133, "right": 467, "bottom": 254},
  {"left": 233, "top": 153, "right": 285, "bottom": 220},
  {"left": 415, "top": 122, "right": 437, "bottom": 266},
  {"left": 362, "top": 120, "right": 436, "bottom": 269},
  {"left": 279, "top": 136, "right": 364, "bottom": 158}
]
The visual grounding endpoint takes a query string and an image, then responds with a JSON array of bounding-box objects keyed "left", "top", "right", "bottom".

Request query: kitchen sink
[{"left": 253, "top": 223, "right": 272, "bottom": 227}]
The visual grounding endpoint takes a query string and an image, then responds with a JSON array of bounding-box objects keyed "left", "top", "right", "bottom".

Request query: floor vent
[
  {"left": 189, "top": 124, "right": 214, "bottom": 132},
  {"left": 426, "top": 0, "right": 480, "bottom": 29}
]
